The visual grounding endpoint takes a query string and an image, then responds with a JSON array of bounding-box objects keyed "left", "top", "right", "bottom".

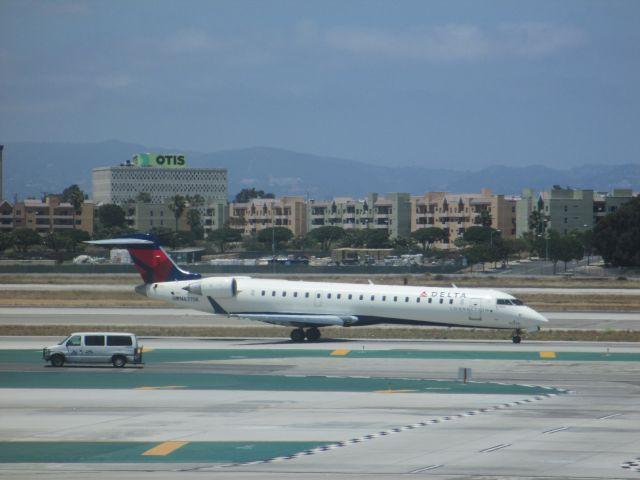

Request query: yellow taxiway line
[
  {"left": 142, "top": 441, "right": 188, "bottom": 456},
  {"left": 330, "top": 349, "right": 351, "bottom": 356}
]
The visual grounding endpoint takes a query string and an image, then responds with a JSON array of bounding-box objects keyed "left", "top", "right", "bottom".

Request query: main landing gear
[
  {"left": 290, "top": 327, "right": 321, "bottom": 343},
  {"left": 512, "top": 328, "right": 522, "bottom": 344}
]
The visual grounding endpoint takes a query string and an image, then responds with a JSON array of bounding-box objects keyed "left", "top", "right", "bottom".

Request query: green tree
[
  {"left": 392, "top": 236, "right": 417, "bottom": 255},
  {"left": 592, "top": 196, "right": 640, "bottom": 266},
  {"left": 149, "top": 227, "right": 175, "bottom": 247},
  {"left": 61, "top": 184, "right": 86, "bottom": 229},
  {"left": 572, "top": 228, "right": 594, "bottom": 264},
  {"left": 59, "top": 229, "right": 90, "bottom": 254},
  {"left": 167, "top": 195, "right": 187, "bottom": 236},
  {"left": 529, "top": 209, "right": 548, "bottom": 235},
  {"left": 478, "top": 209, "right": 492, "bottom": 227},
  {"left": 97, "top": 204, "right": 127, "bottom": 229},
  {"left": 289, "top": 234, "right": 316, "bottom": 251},
  {"left": 44, "top": 233, "right": 70, "bottom": 254},
  {"left": 0, "top": 233, "right": 14, "bottom": 254},
  {"left": 545, "top": 230, "right": 563, "bottom": 274},
  {"left": 257, "top": 227, "right": 293, "bottom": 251},
  {"left": 556, "top": 234, "right": 584, "bottom": 272},
  {"left": 234, "top": 188, "right": 275, "bottom": 203},
  {"left": 362, "top": 229, "right": 390, "bottom": 248},
  {"left": 186, "top": 209, "right": 204, "bottom": 240},
  {"left": 463, "top": 226, "right": 493, "bottom": 245},
  {"left": 464, "top": 244, "right": 492, "bottom": 272},
  {"left": 12, "top": 228, "right": 42, "bottom": 253},
  {"left": 411, "top": 227, "right": 446, "bottom": 253},
  {"left": 136, "top": 192, "right": 152, "bottom": 203},
  {"left": 208, "top": 227, "right": 242, "bottom": 253},
  {"left": 309, "top": 226, "right": 345, "bottom": 251}
]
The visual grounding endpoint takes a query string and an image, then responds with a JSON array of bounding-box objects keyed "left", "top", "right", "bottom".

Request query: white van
[{"left": 43, "top": 332, "right": 143, "bottom": 368}]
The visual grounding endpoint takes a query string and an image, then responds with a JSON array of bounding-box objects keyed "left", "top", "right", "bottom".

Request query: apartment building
[
  {"left": 307, "top": 192, "right": 411, "bottom": 239},
  {"left": 0, "top": 196, "right": 94, "bottom": 235},
  {"left": 411, "top": 189, "right": 516, "bottom": 248},
  {"left": 229, "top": 196, "right": 307, "bottom": 236}
]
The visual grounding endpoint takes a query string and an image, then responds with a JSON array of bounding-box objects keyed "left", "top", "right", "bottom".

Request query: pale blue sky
[{"left": 1, "top": 0, "right": 639, "bottom": 169}]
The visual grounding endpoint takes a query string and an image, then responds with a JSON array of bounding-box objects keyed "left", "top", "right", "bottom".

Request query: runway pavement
[
  {"left": 1, "top": 336, "right": 639, "bottom": 479},
  {"left": 1, "top": 306, "right": 639, "bottom": 330}
]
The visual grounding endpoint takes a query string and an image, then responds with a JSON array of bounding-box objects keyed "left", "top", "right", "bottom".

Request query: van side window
[
  {"left": 67, "top": 335, "right": 81, "bottom": 347},
  {"left": 85, "top": 335, "right": 105, "bottom": 346},
  {"left": 107, "top": 336, "right": 133, "bottom": 346}
]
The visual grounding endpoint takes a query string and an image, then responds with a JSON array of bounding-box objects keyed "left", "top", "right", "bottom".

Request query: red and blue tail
[{"left": 87, "top": 233, "right": 202, "bottom": 284}]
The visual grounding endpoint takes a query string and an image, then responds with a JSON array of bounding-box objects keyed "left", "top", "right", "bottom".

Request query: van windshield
[{"left": 58, "top": 336, "right": 70, "bottom": 345}]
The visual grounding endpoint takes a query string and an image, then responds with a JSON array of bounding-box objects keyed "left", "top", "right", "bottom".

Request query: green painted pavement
[
  {"left": 4, "top": 347, "right": 640, "bottom": 365},
  {"left": 0, "top": 441, "right": 328, "bottom": 463},
  {"left": 0, "top": 370, "right": 563, "bottom": 395}
]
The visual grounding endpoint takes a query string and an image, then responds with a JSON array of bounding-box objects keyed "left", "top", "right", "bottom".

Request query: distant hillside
[{"left": 3, "top": 140, "right": 639, "bottom": 201}]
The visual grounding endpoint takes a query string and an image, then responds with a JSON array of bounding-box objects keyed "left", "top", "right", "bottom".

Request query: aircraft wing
[{"left": 231, "top": 313, "right": 358, "bottom": 328}]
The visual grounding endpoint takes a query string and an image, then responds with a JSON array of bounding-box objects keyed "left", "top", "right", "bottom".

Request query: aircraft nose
[{"left": 525, "top": 308, "right": 548, "bottom": 330}]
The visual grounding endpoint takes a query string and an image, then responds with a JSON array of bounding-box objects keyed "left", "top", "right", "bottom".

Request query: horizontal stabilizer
[
  {"left": 86, "top": 233, "right": 201, "bottom": 284},
  {"left": 86, "top": 238, "right": 155, "bottom": 247}
]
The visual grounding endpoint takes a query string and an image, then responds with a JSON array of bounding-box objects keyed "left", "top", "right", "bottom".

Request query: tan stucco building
[
  {"left": 411, "top": 189, "right": 516, "bottom": 248},
  {"left": 229, "top": 196, "right": 308, "bottom": 237},
  {"left": 0, "top": 196, "right": 94, "bottom": 235}
]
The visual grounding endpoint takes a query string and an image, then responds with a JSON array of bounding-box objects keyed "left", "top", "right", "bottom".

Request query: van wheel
[
  {"left": 50, "top": 355, "right": 64, "bottom": 367},
  {"left": 112, "top": 355, "right": 126, "bottom": 368}
]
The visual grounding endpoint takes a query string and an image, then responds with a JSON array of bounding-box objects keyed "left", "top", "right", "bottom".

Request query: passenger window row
[{"left": 259, "top": 290, "right": 455, "bottom": 305}]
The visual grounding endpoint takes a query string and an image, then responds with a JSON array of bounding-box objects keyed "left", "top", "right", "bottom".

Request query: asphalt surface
[{"left": 1, "top": 336, "right": 640, "bottom": 479}]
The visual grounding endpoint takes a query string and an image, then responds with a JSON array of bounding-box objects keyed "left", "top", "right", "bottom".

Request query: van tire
[
  {"left": 112, "top": 355, "right": 126, "bottom": 368},
  {"left": 50, "top": 355, "right": 65, "bottom": 367}
]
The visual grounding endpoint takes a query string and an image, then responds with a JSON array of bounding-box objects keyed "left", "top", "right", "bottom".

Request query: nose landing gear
[{"left": 512, "top": 328, "right": 522, "bottom": 344}]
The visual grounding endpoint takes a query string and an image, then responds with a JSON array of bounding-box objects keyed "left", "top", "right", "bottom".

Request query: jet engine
[{"left": 183, "top": 277, "right": 238, "bottom": 299}]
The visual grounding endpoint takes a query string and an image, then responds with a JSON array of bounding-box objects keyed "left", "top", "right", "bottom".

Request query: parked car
[{"left": 43, "top": 332, "right": 143, "bottom": 368}]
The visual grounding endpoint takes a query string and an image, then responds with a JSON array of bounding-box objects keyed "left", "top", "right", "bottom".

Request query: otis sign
[{"left": 133, "top": 153, "right": 186, "bottom": 168}]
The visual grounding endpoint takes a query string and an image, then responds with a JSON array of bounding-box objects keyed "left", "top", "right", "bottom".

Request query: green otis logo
[{"left": 135, "top": 153, "right": 186, "bottom": 168}]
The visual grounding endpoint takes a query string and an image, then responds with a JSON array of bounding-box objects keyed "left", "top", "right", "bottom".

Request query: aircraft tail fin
[{"left": 86, "top": 233, "right": 202, "bottom": 284}]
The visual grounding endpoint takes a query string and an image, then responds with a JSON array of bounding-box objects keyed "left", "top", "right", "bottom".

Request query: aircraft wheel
[
  {"left": 306, "top": 328, "right": 321, "bottom": 342},
  {"left": 290, "top": 329, "right": 305, "bottom": 342},
  {"left": 512, "top": 335, "right": 522, "bottom": 344}
]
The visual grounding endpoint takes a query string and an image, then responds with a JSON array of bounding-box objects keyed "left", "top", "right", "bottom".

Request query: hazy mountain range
[{"left": 3, "top": 140, "right": 639, "bottom": 202}]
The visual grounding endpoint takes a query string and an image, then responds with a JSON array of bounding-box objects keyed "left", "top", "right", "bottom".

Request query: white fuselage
[{"left": 141, "top": 276, "right": 548, "bottom": 332}]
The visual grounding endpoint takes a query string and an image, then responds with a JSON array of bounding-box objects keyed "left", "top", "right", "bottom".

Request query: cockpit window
[{"left": 497, "top": 298, "right": 525, "bottom": 306}]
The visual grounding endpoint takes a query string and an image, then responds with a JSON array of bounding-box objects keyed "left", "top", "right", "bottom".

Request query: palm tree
[{"left": 167, "top": 195, "right": 187, "bottom": 234}]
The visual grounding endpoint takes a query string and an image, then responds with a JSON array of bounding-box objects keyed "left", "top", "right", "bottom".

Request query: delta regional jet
[{"left": 88, "top": 234, "right": 548, "bottom": 343}]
